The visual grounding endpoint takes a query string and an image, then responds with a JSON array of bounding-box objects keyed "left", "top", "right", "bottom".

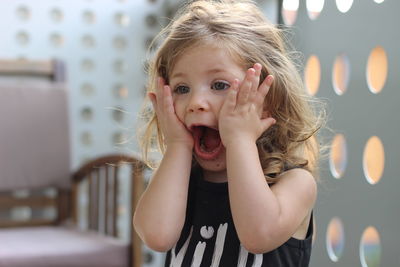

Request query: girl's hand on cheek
[
  {"left": 218, "top": 64, "right": 276, "bottom": 147},
  {"left": 148, "top": 77, "right": 194, "bottom": 149}
]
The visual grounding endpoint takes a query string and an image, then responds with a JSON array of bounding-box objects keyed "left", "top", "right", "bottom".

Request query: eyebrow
[
  {"left": 170, "top": 68, "right": 227, "bottom": 80},
  {"left": 170, "top": 72, "right": 186, "bottom": 80},
  {"left": 206, "top": 68, "right": 226, "bottom": 75}
]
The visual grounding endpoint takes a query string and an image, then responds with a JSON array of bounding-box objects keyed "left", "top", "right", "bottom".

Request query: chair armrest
[{"left": 71, "top": 154, "right": 145, "bottom": 267}]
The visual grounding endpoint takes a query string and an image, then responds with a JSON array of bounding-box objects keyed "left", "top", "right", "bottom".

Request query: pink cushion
[
  {"left": 0, "top": 226, "right": 129, "bottom": 267},
  {"left": 0, "top": 84, "right": 70, "bottom": 190}
]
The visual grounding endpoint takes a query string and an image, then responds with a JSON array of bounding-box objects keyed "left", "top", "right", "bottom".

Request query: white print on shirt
[
  {"left": 253, "top": 254, "right": 263, "bottom": 267},
  {"left": 210, "top": 223, "right": 227, "bottom": 267},
  {"left": 238, "top": 245, "right": 263, "bottom": 267},
  {"left": 238, "top": 245, "right": 248, "bottom": 266},
  {"left": 170, "top": 227, "right": 193, "bottom": 267},
  {"left": 200, "top": 226, "right": 214, "bottom": 239},
  {"left": 170, "top": 223, "right": 263, "bottom": 267},
  {"left": 191, "top": 242, "right": 206, "bottom": 267}
]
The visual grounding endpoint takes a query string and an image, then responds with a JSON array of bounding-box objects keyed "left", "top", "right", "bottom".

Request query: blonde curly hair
[{"left": 139, "top": 0, "right": 325, "bottom": 182}]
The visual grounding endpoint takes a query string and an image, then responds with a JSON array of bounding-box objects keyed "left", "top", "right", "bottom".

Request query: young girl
[{"left": 134, "top": 0, "right": 324, "bottom": 266}]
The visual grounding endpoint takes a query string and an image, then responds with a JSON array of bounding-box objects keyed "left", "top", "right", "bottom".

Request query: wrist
[
  {"left": 165, "top": 141, "right": 193, "bottom": 154},
  {"left": 223, "top": 135, "right": 257, "bottom": 149},
  {"left": 165, "top": 135, "right": 193, "bottom": 149}
]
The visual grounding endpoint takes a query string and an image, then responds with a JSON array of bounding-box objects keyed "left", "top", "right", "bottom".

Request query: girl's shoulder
[
  {"left": 271, "top": 168, "right": 317, "bottom": 210},
  {"left": 280, "top": 167, "right": 314, "bottom": 179},
  {"left": 274, "top": 168, "right": 316, "bottom": 189}
]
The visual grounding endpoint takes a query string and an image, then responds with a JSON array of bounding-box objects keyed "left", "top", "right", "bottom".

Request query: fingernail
[
  {"left": 248, "top": 68, "right": 255, "bottom": 75},
  {"left": 233, "top": 79, "right": 239, "bottom": 90}
]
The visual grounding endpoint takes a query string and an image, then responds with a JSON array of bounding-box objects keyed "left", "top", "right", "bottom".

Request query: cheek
[
  {"left": 215, "top": 95, "right": 227, "bottom": 117},
  {"left": 172, "top": 98, "right": 185, "bottom": 121}
]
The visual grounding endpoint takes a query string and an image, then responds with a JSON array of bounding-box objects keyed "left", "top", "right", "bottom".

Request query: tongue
[{"left": 203, "top": 128, "right": 221, "bottom": 151}]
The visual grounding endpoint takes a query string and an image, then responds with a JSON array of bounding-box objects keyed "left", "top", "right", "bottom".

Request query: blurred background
[{"left": 0, "top": 0, "right": 398, "bottom": 266}]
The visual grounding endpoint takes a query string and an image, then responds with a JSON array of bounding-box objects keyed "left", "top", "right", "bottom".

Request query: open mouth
[{"left": 191, "top": 125, "right": 223, "bottom": 160}]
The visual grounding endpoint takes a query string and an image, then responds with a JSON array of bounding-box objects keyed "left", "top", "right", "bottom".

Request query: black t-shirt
[{"left": 165, "top": 168, "right": 313, "bottom": 267}]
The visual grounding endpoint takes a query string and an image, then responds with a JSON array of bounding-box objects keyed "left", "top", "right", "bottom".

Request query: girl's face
[{"left": 169, "top": 44, "right": 246, "bottom": 174}]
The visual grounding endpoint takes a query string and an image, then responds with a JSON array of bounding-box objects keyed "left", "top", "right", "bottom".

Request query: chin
[{"left": 194, "top": 149, "right": 227, "bottom": 172}]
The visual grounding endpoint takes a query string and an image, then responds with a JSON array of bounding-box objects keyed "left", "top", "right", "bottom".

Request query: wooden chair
[{"left": 0, "top": 59, "right": 144, "bottom": 267}]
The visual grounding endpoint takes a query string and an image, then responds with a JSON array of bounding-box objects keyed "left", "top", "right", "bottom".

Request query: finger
[
  {"left": 258, "top": 75, "right": 274, "bottom": 99},
  {"left": 237, "top": 68, "right": 255, "bottom": 106},
  {"left": 254, "top": 75, "right": 273, "bottom": 114},
  {"left": 249, "top": 63, "right": 262, "bottom": 102},
  {"left": 230, "top": 79, "right": 239, "bottom": 107},
  {"left": 156, "top": 77, "right": 163, "bottom": 94},
  {"left": 231, "top": 78, "right": 240, "bottom": 93},
  {"left": 156, "top": 77, "right": 164, "bottom": 109},
  {"left": 163, "top": 85, "right": 174, "bottom": 114},
  {"left": 223, "top": 79, "right": 239, "bottom": 112}
]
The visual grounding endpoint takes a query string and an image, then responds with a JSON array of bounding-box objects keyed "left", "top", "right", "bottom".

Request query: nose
[{"left": 187, "top": 90, "right": 210, "bottom": 113}]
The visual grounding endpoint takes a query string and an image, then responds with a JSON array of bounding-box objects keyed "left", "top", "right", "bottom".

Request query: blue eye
[
  {"left": 174, "top": 85, "right": 190, "bottom": 94},
  {"left": 212, "top": 81, "right": 230, "bottom": 91}
]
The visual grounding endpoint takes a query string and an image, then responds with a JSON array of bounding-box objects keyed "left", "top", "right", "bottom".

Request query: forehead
[{"left": 170, "top": 43, "right": 245, "bottom": 76}]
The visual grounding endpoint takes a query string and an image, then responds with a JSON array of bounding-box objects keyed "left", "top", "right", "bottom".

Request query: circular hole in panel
[
  {"left": 16, "top": 6, "right": 31, "bottom": 21},
  {"left": 80, "top": 131, "right": 92, "bottom": 146},
  {"left": 81, "top": 107, "right": 93, "bottom": 121},
  {"left": 336, "top": 0, "right": 354, "bottom": 13},
  {"left": 333, "top": 53, "right": 351, "bottom": 95},
  {"left": 113, "top": 36, "right": 127, "bottom": 50},
  {"left": 165, "top": 7, "right": 176, "bottom": 21},
  {"left": 16, "top": 31, "right": 30, "bottom": 45},
  {"left": 113, "top": 132, "right": 127, "bottom": 145},
  {"left": 115, "top": 12, "right": 130, "bottom": 27},
  {"left": 49, "top": 33, "right": 64, "bottom": 47},
  {"left": 82, "top": 34, "right": 95, "bottom": 48},
  {"left": 363, "top": 136, "right": 384, "bottom": 184},
  {"left": 306, "top": 0, "right": 324, "bottom": 20},
  {"left": 282, "top": 0, "right": 299, "bottom": 25},
  {"left": 112, "top": 107, "right": 125, "bottom": 122},
  {"left": 366, "top": 46, "right": 387, "bottom": 94},
  {"left": 50, "top": 8, "right": 63, "bottom": 23},
  {"left": 114, "top": 84, "right": 129, "bottom": 99},
  {"left": 145, "top": 14, "right": 158, "bottom": 27},
  {"left": 144, "top": 252, "right": 154, "bottom": 264},
  {"left": 374, "top": 0, "right": 384, "bottom": 3},
  {"left": 113, "top": 59, "right": 126, "bottom": 74},
  {"left": 81, "top": 59, "right": 95, "bottom": 72},
  {"left": 83, "top": 10, "right": 96, "bottom": 24},
  {"left": 81, "top": 83, "right": 95, "bottom": 96},
  {"left": 329, "top": 134, "right": 347, "bottom": 178},
  {"left": 360, "top": 226, "right": 381, "bottom": 267},
  {"left": 304, "top": 55, "right": 321, "bottom": 96},
  {"left": 326, "top": 217, "right": 345, "bottom": 262}
]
